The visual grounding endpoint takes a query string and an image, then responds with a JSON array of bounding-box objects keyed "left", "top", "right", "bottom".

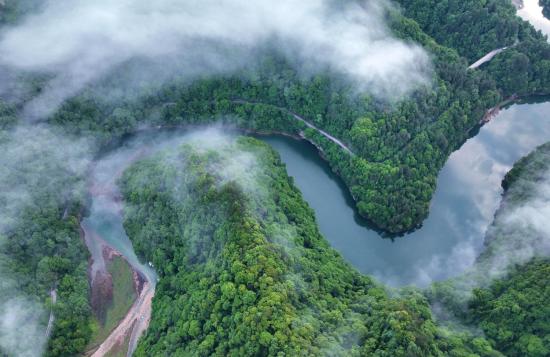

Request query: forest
[
  {"left": 428, "top": 142, "right": 550, "bottom": 357},
  {"left": 48, "top": 0, "right": 550, "bottom": 233},
  {"left": 118, "top": 136, "right": 550, "bottom": 356},
  {"left": 0, "top": 0, "right": 548, "bottom": 356},
  {"left": 540, "top": 0, "right": 550, "bottom": 19},
  {"left": 119, "top": 137, "right": 504, "bottom": 356},
  {"left": 0, "top": 123, "right": 93, "bottom": 356}
]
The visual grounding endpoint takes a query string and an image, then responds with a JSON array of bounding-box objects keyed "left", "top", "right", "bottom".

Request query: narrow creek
[{"left": 81, "top": 141, "right": 159, "bottom": 356}]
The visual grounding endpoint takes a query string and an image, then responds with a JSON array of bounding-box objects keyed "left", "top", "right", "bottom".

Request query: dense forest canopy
[
  {"left": 0, "top": 0, "right": 547, "bottom": 235},
  {"left": 43, "top": 0, "right": 550, "bottom": 234},
  {"left": 0, "top": 126, "right": 93, "bottom": 356},
  {"left": 0, "top": 1, "right": 548, "bottom": 356},
  {"left": 119, "top": 136, "right": 504, "bottom": 356}
]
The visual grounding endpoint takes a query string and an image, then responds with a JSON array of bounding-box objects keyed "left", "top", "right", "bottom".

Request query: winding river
[
  {"left": 264, "top": 100, "right": 550, "bottom": 286},
  {"left": 80, "top": 102, "right": 550, "bottom": 356},
  {"left": 79, "top": 5, "right": 550, "bottom": 354}
]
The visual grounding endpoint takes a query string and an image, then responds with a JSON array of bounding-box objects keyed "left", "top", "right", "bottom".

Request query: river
[
  {"left": 79, "top": 7, "right": 550, "bottom": 352},
  {"left": 517, "top": 0, "right": 550, "bottom": 37},
  {"left": 81, "top": 140, "right": 159, "bottom": 357},
  {"left": 79, "top": 101, "right": 549, "bottom": 357},
  {"left": 263, "top": 100, "right": 550, "bottom": 286}
]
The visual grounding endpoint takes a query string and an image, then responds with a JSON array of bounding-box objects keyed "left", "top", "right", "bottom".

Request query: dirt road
[{"left": 44, "top": 289, "right": 57, "bottom": 339}]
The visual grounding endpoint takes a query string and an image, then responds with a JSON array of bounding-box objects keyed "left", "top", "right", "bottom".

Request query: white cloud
[{"left": 0, "top": 0, "right": 431, "bottom": 118}]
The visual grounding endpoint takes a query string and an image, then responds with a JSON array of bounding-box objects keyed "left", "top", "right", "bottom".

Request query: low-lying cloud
[
  {"left": 0, "top": 0, "right": 431, "bottom": 118},
  {"left": 0, "top": 125, "right": 93, "bottom": 356},
  {"left": 479, "top": 168, "right": 550, "bottom": 278},
  {"left": 429, "top": 165, "right": 550, "bottom": 314}
]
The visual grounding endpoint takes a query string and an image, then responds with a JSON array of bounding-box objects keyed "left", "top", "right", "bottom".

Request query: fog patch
[
  {"left": 0, "top": 0, "right": 431, "bottom": 118},
  {"left": 479, "top": 169, "right": 550, "bottom": 278},
  {"left": 0, "top": 287, "right": 46, "bottom": 357},
  {"left": 0, "top": 124, "right": 93, "bottom": 356},
  {"left": 0, "top": 125, "right": 92, "bottom": 232},
  {"left": 428, "top": 167, "right": 550, "bottom": 317}
]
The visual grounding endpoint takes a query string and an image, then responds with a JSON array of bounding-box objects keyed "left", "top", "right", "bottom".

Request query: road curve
[
  {"left": 231, "top": 99, "right": 355, "bottom": 155},
  {"left": 469, "top": 47, "right": 507, "bottom": 69}
]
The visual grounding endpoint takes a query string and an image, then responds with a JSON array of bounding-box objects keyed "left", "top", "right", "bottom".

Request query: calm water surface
[
  {"left": 81, "top": 102, "right": 550, "bottom": 288},
  {"left": 518, "top": 0, "right": 550, "bottom": 37},
  {"left": 263, "top": 101, "right": 550, "bottom": 286}
]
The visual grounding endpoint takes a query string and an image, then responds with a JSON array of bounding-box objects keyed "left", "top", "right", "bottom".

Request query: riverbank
[
  {"left": 480, "top": 94, "right": 519, "bottom": 124},
  {"left": 81, "top": 145, "right": 158, "bottom": 356},
  {"left": 83, "top": 244, "right": 143, "bottom": 356}
]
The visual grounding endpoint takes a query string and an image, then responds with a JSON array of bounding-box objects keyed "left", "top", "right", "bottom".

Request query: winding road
[
  {"left": 44, "top": 289, "right": 57, "bottom": 339},
  {"left": 231, "top": 99, "right": 354, "bottom": 155},
  {"left": 468, "top": 47, "right": 508, "bottom": 69}
]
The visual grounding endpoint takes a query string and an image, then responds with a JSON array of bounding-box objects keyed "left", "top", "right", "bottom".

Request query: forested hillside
[
  {"left": 44, "top": 1, "right": 548, "bottom": 233},
  {"left": 0, "top": 123, "right": 92, "bottom": 356},
  {"left": 49, "top": 13, "right": 501, "bottom": 234},
  {"left": 0, "top": 1, "right": 548, "bottom": 355},
  {"left": 120, "top": 136, "right": 501, "bottom": 356},
  {"left": 429, "top": 142, "right": 550, "bottom": 357},
  {"left": 397, "top": 0, "right": 550, "bottom": 97}
]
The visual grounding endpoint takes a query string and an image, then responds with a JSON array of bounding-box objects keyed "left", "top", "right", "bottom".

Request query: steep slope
[{"left": 120, "top": 136, "right": 501, "bottom": 356}]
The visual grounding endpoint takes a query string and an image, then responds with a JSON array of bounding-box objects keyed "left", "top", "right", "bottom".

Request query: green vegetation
[
  {"left": 396, "top": 0, "right": 550, "bottom": 97},
  {"left": 46, "top": 1, "right": 549, "bottom": 233},
  {"left": 428, "top": 142, "right": 550, "bottom": 357},
  {"left": 51, "top": 38, "right": 501, "bottom": 233},
  {"left": 0, "top": 0, "right": 42, "bottom": 25},
  {"left": 119, "top": 137, "right": 501, "bottom": 356},
  {"left": 0, "top": 150, "right": 92, "bottom": 356},
  {"left": 540, "top": 0, "right": 550, "bottom": 20},
  {"left": 5, "top": 204, "right": 92, "bottom": 357},
  {"left": 88, "top": 256, "right": 136, "bottom": 349},
  {"left": 0, "top": 2, "right": 549, "bottom": 356},
  {"left": 469, "top": 260, "right": 550, "bottom": 357},
  {"left": 0, "top": 118, "right": 93, "bottom": 356},
  {"left": 397, "top": 0, "right": 528, "bottom": 62}
]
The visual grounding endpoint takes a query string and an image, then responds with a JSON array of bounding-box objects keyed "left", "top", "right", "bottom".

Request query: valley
[{"left": 0, "top": 0, "right": 548, "bottom": 356}]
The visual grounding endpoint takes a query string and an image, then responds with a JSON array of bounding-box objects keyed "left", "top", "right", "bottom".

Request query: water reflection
[
  {"left": 517, "top": 0, "right": 550, "bottom": 37},
  {"left": 263, "top": 101, "right": 550, "bottom": 286}
]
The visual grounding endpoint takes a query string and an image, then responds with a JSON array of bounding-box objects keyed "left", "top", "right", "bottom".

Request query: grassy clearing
[
  {"left": 105, "top": 333, "right": 130, "bottom": 357},
  {"left": 87, "top": 255, "right": 136, "bottom": 350}
]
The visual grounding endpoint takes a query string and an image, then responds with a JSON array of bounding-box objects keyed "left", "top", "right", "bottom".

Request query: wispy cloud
[
  {"left": 0, "top": 125, "right": 93, "bottom": 356},
  {"left": 0, "top": 0, "right": 431, "bottom": 118}
]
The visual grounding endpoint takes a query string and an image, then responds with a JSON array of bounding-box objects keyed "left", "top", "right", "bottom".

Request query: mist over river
[{"left": 262, "top": 100, "right": 550, "bottom": 286}]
